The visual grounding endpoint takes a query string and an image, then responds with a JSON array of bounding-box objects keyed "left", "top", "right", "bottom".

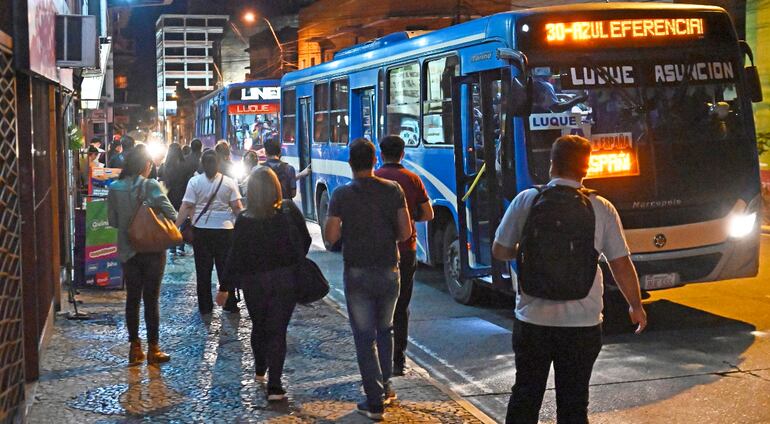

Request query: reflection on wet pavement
[{"left": 28, "top": 255, "right": 486, "bottom": 423}]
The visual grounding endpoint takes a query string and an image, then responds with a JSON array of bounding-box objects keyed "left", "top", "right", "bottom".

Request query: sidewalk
[{"left": 27, "top": 254, "right": 490, "bottom": 423}]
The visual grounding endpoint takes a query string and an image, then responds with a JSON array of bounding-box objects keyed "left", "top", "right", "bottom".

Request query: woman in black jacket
[
  {"left": 159, "top": 143, "right": 189, "bottom": 255},
  {"left": 218, "top": 167, "right": 310, "bottom": 402}
]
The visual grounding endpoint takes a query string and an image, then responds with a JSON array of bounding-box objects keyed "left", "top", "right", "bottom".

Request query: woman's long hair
[
  {"left": 245, "top": 167, "right": 281, "bottom": 220},
  {"left": 119, "top": 145, "right": 151, "bottom": 180},
  {"left": 201, "top": 150, "right": 219, "bottom": 179}
]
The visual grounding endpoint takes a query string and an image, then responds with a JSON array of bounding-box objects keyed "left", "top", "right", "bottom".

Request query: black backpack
[
  {"left": 516, "top": 185, "right": 599, "bottom": 300},
  {"left": 264, "top": 160, "right": 292, "bottom": 199}
]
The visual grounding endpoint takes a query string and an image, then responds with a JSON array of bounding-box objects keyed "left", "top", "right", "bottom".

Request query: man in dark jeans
[
  {"left": 324, "top": 138, "right": 411, "bottom": 421},
  {"left": 374, "top": 135, "right": 434, "bottom": 376},
  {"left": 492, "top": 135, "right": 647, "bottom": 423}
]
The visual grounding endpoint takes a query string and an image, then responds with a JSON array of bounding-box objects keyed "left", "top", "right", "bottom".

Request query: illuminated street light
[{"left": 243, "top": 11, "right": 256, "bottom": 23}]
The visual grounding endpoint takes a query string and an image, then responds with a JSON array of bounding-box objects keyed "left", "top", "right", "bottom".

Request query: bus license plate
[{"left": 642, "top": 273, "right": 680, "bottom": 290}]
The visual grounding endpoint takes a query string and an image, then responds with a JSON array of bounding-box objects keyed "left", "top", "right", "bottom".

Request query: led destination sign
[{"left": 545, "top": 18, "right": 705, "bottom": 44}]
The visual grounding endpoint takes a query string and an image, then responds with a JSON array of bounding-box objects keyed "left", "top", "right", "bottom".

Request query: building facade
[{"left": 155, "top": 14, "right": 228, "bottom": 142}]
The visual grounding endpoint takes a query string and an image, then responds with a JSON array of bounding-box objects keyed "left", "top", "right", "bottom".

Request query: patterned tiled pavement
[{"left": 27, "top": 254, "right": 488, "bottom": 423}]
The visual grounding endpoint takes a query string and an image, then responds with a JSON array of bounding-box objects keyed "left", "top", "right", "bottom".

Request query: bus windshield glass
[{"left": 524, "top": 58, "right": 750, "bottom": 195}]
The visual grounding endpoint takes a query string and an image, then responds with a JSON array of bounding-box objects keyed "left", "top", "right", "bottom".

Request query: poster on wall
[
  {"left": 27, "top": 0, "right": 73, "bottom": 89},
  {"left": 89, "top": 167, "right": 121, "bottom": 197},
  {"left": 83, "top": 199, "right": 122, "bottom": 289}
]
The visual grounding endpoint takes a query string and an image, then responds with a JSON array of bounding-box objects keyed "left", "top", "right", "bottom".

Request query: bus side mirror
[
  {"left": 497, "top": 48, "right": 531, "bottom": 116},
  {"left": 739, "top": 41, "right": 763, "bottom": 103},
  {"left": 746, "top": 66, "right": 763, "bottom": 103}
]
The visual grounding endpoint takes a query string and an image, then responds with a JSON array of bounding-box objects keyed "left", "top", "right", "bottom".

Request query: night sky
[{"left": 123, "top": 0, "right": 314, "bottom": 107}]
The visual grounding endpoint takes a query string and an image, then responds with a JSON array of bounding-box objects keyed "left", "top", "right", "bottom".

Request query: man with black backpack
[
  {"left": 262, "top": 136, "right": 311, "bottom": 200},
  {"left": 492, "top": 135, "right": 647, "bottom": 424}
]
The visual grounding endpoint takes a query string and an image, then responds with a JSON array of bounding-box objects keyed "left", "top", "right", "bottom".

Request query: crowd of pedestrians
[{"left": 103, "top": 132, "right": 646, "bottom": 422}]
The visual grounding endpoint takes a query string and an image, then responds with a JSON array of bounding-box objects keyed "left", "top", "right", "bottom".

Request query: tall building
[{"left": 155, "top": 14, "right": 228, "bottom": 141}]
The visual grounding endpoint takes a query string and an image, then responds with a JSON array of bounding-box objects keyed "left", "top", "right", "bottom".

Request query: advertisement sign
[
  {"left": 84, "top": 199, "right": 122, "bottom": 289},
  {"left": 89, "top": 167, "right": 121, "bottom": 197}
]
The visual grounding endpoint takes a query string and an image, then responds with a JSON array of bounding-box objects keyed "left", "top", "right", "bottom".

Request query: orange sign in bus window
[
  {"left": 545, "top": 18, "right": 704, "bottom": 44},
  {"left": 585, "top": 132, "right": 639, "bottom": 179}
]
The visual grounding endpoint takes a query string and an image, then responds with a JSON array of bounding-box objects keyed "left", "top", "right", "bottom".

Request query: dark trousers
[
  {"left": 122, "top": 252, "right": 166, "bottom": 344},
  {"left": 192, "top": 227, "right": 235, "bottom": 313},
  {"left": 344, "top": 265, "right": 400, "bottom": 407},
  {"left": 506, "top": 319, "right": 602, "bottom": 424},
  {"left": 242, "top": 267, "right": 296, "bottom": 389},
  {"left": 393, "top": 249, "right": 417, "bottom": 367}
]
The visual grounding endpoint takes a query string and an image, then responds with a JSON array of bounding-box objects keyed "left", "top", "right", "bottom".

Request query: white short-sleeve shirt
[
  {"left": 494, "top": 178, "right": 630, "bottom": 327},
  {"left": 183, "top": 173, "right": 242, "bottom": 229}
]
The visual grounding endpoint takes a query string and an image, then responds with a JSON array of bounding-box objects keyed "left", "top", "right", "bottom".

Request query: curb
[{"left": 321, "top": 297, "right": 497, "bottom": 424}]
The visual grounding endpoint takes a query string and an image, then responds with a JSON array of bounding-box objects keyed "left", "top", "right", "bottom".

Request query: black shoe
[
  {"left": 356, "top": 400, "right": 384, "bottom": 421},
  {"left": 222, "top": 300, "right": 239, "bottom": 313},
  {"left": 267, "top": 386, "right": 286, "bottom": 402},
  {"left": 392, "top": 362, "right": 406, "bottom": 377}
]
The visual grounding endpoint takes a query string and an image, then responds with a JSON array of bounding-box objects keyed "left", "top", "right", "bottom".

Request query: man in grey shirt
[
  {"left": 493, "top": 135, "right": 647, "bottom": 424},
  {"left": 324, "top": 138, "right": 411, "bottom": 420}
]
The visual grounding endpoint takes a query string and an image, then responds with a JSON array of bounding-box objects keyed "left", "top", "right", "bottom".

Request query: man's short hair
[
  {"left": 348, "top": 138, "right": 376, "bottom": 172},
  {"left": 551, "top": 135, "right": 592, "bottom": 179},
  {"left": 379, "top": 135, "right": 405, "bottom": 162},
  {"left": 190, "top": 138, "right": 202, "bottom": 153},
  {"left": 264, "top": 136, "right": 282, "bottom": 156}
]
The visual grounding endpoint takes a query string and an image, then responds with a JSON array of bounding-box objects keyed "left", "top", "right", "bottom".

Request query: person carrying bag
[
  {"left": 220, "top": 167, "right": 311, "bottom": 402},
  {"left": 107, "top": 146, "right": 178, "bottom": 365}
]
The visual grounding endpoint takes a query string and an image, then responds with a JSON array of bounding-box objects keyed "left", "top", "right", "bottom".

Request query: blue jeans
[{"left": 344, "top": 265, "right": 400, "bottom": 407}]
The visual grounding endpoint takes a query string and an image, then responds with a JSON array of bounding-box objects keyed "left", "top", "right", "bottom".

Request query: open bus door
[
  {"left": 447, "top": 69, "right": 512, "bottom": 304},
  {"left": 297, "top": 97, "right": 315, "bottom": 220}
]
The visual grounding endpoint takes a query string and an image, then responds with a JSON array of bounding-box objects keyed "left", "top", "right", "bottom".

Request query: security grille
[{"left": 0, "top": 47, "right": 25, "bottom": 423}]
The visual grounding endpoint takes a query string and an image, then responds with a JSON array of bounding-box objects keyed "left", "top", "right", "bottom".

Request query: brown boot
[
  {"left": 128, "top": 340, "right": 145, "bottom": 365},
  {"left": 146, "top": 342, "right": 171, "bottom": 364}
]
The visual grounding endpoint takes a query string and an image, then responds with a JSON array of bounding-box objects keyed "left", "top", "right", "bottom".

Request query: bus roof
[{"left": 281, "top": 2, "right": 728, "bottom": 87}]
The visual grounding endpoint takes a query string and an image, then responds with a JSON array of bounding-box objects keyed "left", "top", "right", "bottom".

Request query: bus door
[
  {"left": 298, "top": 97, "right": 315, "bottom": 219},
  {"left": 451, "top": 70, "right": 511, "bottom": 291},
  {"left": 352, "top": 87, "right": 376, "bottom": 140}
]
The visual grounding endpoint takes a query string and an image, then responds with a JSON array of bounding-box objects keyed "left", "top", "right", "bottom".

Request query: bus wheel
[
  {"left": 443, "top": 225, "right": 478, "bottom": 305},
  {"left": 318, "top": 190, "right": 330, "bottom": 248}
]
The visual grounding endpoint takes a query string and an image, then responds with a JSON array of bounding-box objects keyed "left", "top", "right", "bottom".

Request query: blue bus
[
  {"left": 281, "top": 3, "right": 763, "bottom": 304},
  {"left": 194, "top": 79, "right": 281, "bottom": 153}
]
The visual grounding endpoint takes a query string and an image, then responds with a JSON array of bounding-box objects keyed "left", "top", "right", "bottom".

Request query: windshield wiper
[{"left": 582, "top": 60, "right": 645, "bottom": 112}]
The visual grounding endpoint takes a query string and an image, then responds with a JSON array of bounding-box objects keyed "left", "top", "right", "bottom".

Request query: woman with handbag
[
  {"left": 219, "top": 167, "right": 311, "bottom": 401},
  {"left": 176, "top": 150, "right": 243, "bottom": 314},
  {"left": 107, "top": 147, "right": 178, "bottom": 365}
]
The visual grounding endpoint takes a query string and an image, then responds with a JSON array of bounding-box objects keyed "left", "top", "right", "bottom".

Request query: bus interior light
[{"left": 728, "top": 212, "right": 757, "bottom": 238}]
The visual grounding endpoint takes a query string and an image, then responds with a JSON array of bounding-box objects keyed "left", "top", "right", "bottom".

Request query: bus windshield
[{"left": 524, "top": 57, "right": 752, "bottom": 209}]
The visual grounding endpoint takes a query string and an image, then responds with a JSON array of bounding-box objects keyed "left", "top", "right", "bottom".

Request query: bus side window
[
  {"left": 314, "top": 82, "right": 330, "bottom": 143},
  {"left": 331, "top": 78, "right": 350, "bottom": 144},
  {"left": 423, "top": 56, "right": 459, "bottom": 146},
  {"left": 282, "top": 89, "right": 296, "bottom": 144},
  {"left": 387, "top": 63, "right": 420, "bottom": 146}
]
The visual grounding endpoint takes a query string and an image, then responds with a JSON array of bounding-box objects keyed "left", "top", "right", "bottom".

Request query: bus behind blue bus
[
  {"left": 281, "top": 3, "right": 763, "bottom": 304},
  {"left": 194, "top": 79, "right": 280, "bottom": 153}
]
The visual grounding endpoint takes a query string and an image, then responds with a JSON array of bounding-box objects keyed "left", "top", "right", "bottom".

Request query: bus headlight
[
  {"left": 232, "top": 161, "right": 247, "bottom": 181},
  {"left": 728, "top": 212, "right": 757, "bottom": 238}
]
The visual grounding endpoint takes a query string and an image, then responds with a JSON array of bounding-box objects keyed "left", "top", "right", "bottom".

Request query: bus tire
[
  {"left": 443, "top": 224, "right": 478, "bottom": 305},
  {"left": 318, "top": 190, "right": 331, "bottom": 248}
]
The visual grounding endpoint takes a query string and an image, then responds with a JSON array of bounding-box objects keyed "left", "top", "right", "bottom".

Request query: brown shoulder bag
[{"left": 128, "top": 179, "right": 183, "bottom": 252}]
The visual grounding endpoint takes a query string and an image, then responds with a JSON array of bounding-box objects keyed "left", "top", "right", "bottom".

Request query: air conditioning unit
[{"left": 56, "top": 15, "right": 98, "bottom": 68}]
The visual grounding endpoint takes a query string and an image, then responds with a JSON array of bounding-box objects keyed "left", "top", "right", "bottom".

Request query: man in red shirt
[{"left": 375, "top": 135, "right": 434, "bottom": 376}]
